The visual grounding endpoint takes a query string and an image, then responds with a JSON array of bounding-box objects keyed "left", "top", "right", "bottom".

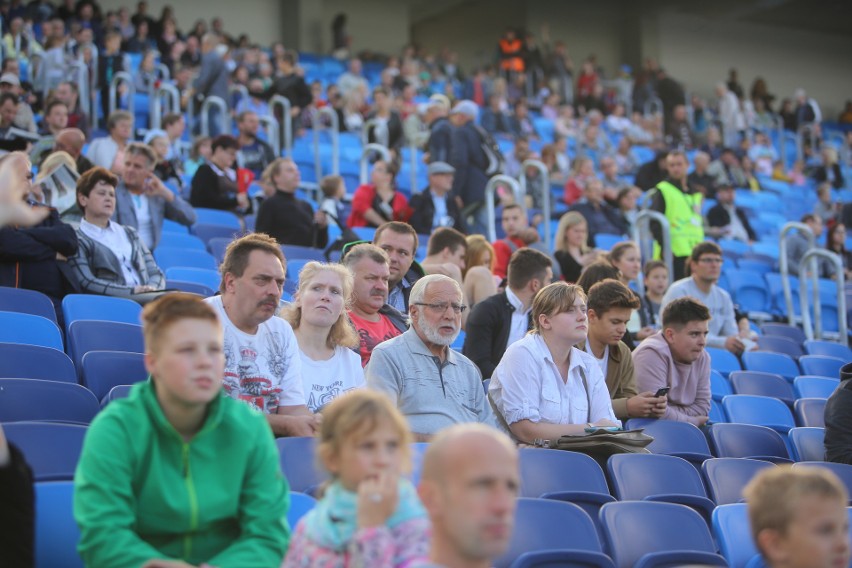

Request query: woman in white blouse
[
  {"left": 489, "top": 281, "right": 619, "bottom": 444},
  {"left": 281, "top": 261, "right": 364, "bottom": 413}
]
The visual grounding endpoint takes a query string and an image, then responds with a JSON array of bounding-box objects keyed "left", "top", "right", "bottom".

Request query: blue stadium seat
[
  {"left": 803, "top": 339, "right": 852, "bottom": 360},
  {"left": 495, "top": 499, "right": 613, "bottom": 568},
  {"left": 600, "top": 501, "right": 727, "bottom": 568},
  {"left": 0, "top": 379, "right": 99, "bottom": 424},
  {"left": 625, "top": 418, "right": 712, "bottom": 465},
  {"left": 509, "top": 549, "right": 615, "bottom": 568},
  {"left": 288, "top": 491, "right": 318, "bottom": 530},
  {"left": 192, "top": 208, "right": 243, "bottom": 229},
  {"left": 154, "top": 247, "right": 219, "bottom": 271},
  {"left": 162, "top": 218, "right": 190, "bottom": 234},
  {"left": 708, "top": 423, "right": 792, "bottom": 463},
  {"left": 67, "top": 320, "right": 145, "bottom": 378},
  {"left": 191, "top": 222, "right": 243, "bottom": 245},
  {"left": 701, "top": 457, "right": 775, "bottom": 506},
  {"left": 0, "top": 311, "right": 63, "bottom": 350},
  {"left": 722, "top": 394, "right": 796, "bottom": 434},
  {"left": 789, "top": 427, "right": 825, "bottom": 462},
  {"left": 0, "top": 287, "right": 58, "bottom": 324},
  {"left": 757, "top": 335, "right": 805, "bottom": 360},
  {"left": 608, "top": 454, "right": 715, "bottom": 523},
  {"left": 727, "top": 269, "right": 771, "bottom": 313},
  {"left": 729, "top": 371, "right": 795, "bottom": 406},
  {"left": 352, "top": 226, "right": 376, "bottom": 241},
  {"left": 62, "top": 294, "right": 143, "bottom": 336},
  {"left": 794, "top": 376, "right": 839, "bottom": 399},
  {"left": 34, "top": 481, "right": 83, "bottom": 568},
  {"left": 281, "top": 244, "right": 327, "bottom": 262},
  {"left": 760, "top": 322, "right": 806, "bottom": 344},
  {"left": 742, "top": 351, "right": 801, "bottom": 382},
  {"left": 158, "top": 232, "right": 207, "bottom": 251},
  {"left": 451, "top": 329, "right": 465, "bottom": 351},
  {"left": 276, "top": 436, "right": 328, "bottom": 493},
  {"left": 0, "top": 343, "right": 76, "bottom": 383},
  {"left": 166, "top": 280, "right": 216, "bottom": 296},
  {"left": 593, "top": 233, "right": 624, "bottom": 251},
  {"left": 713, "top": 503, "right": 761, "bottom": 568},
  {"left": 81, "top": 351, "right": 148, "bottom": 402},
  {"left": 3, "top": 422, "right": 87, "bottom": 481},
  {"left": 792, "top": 462, "right": 852, "bottom": 502},
  {"left": 710, "top": 369, "right": 733, "bottom": 402},
  {"left": 103, "top": 384, "right": 133, "bottom": 405},
  {"left": 794, "top": 398, "right": 827, "bottom": 428},
  {"left": 736, "top": 258, "right": 775, "bottom": 275},
  {"left": 164, "top": 267, "right": 221, "bottom": 291},
  {"left": 705, "top": 347, "right": 742, "bottom": 377},
  {"left": 518, "top": 448, "right": 613, "bottom": 500},
  {"left": 710, "top": 399, "right": 728, "bottom": 423},
  {"left": 798, "top": 355, "right": 845, "bottom": 379},
  {"left": 207, "top": 237, "right": 232, "bottom": 263},
  {"left": 286, "top": 258, "right": 312, "bottom": 280}
]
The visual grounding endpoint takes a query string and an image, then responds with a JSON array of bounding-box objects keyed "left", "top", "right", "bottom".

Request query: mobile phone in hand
[{"left": 654, "top": 387, "right": 671, "bottom": 397}]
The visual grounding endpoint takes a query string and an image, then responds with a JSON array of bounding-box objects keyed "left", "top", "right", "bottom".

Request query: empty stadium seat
[
  {"left": 166, "top": 280, "right": 216, "bottom": 296},
  {"left": 794, "top": 375, "right": 839, "bottom": 399},
  {"left": 207, "top": 237, "right": 232, "bottom": 263},
  {"left": 34, "top": 481, "right": 83, "bottom": 568},
  {"left": 794, "top": 397, "right": 827, "bottom": 428},
  {"left": 102, "top": 384, "right": 133, "bottom": 405},
  {"left": 191, "top": 223, "right": 244, "bottom": 245},
  {"left": 61, "top": 294, "right": 143, "bottom": 336},
  {"left": 798, "top": 355, "right": 845, "bottom": 379},
  {"left": 495, "top": 499, "right": 613, "bottom": 568},
  {"left": 67, "top": 321, "right": 145, "bottom": 378},
  {"left": 761, "top": 323, "right": 806, "bottom": 344},
  {"left": 792, "top": 462, "right": 852, "bottom": 502},
  {"left": 710, "top": 399, "right": 728, "bottom": 423},
  {"left": 154, "top": 247, "right": 219, "bottom": 271},
  {"left": 708, "top": 423, "right": 792, "bottom": 463},
  {"left": 803, "top": 339, "right": 852, "bottom": 360},
  {"left": 789, "top": 427, "right": 826, "bottom": 462},
  {"left": 518, "top": 448, "right": 613, "bottom": 503},
  {"left": 710, "top": 369, "right": 733, "bottom": 402},
  {"left": 600, "top": 501, "right": 727, "bottom": 568},
  {"left": 164, "top": 267, "right": 221, "bottom": 291},
  {"left": 0, "top": 379, "right": 99, "bottom": 424},
  {"left": 757, "top": 335, "right": 805, "bottom": 360},
  {"left": 713, "top": 503, "right": 762, "bottom": 568},
  {"left": 705, "top": 347, "right": 742, "bottom": 377},
  {"left": 158, "top": 232, "right": 207, "bottom": 251},
  {"left": 0, "top": 287, "right": 58, "bottom": 324},
  {"left": 624, "top": 418, "right": 712, "bottom": 465},
  {"left": 742, "top": 351, "right": 801, "bottom": 382},
  {"left": 722, "top": 394, "right": 796, "bottom": 434},
  {"left": 276, "top": 436, "right": 327, "bottom": 493},
  {"left": 286, "top": 259, "right": 312, "bottom": 280},
  {"left": 0, "top": 311, "right": 64, "bottom": 350},
  {"left": 281, "top": 244, "right": 326, "bottom": 262},
  {"left": 81, "top": 351, "right": 148, "bottom": 402},
  {"left": 192, "top": 208, "right": 243, "bottom": 229},
  {"left": 0, "top": 343, "right": 76, "bottom": 383},
  {"left": 727, "top": 269, "right": 772, "bottom": 314},
  {"left": 701, "top": 457, "right": 775, "bottom": 505},
  {"left": 3, "top": 422, "right": 88, "bottom": 481},
  {"left": 729, "top": 371, "right": 795, "bottom": 406},
  {"left": 288, "top": 491, "right": 318, "bottom": 530}
]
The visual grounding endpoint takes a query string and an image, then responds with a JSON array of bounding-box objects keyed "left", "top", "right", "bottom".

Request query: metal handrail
[
  {"left": 796, "top": 123, "right": 820, "bottom": 163},
  {"left": 269, "top": 95, "right": 292, "bottom": 157},
  {"left": 28, "top": 52, "right": 43, "bottom": 96},
  {"left": 258, "top": 115, "right": 281, "bottom": 157},
  {"left": 155, "top": 62, "right": 170, "bottom": 82},
  {"left": 779, "top": 222, "right": 815, "bottom": 326},
  {"left": 360, "top": 144, "right": 392, "bottom": 184},
  {"left": 631, "top": 210, "right": 673, "bottom": 296},
  {"left": 88, "top": 49, "right": 99, "bottom": 131},
  {"left": 108, "top": 71, "right": 135, "bottom": 116},
  {"left": 798, "top": 249, "right": 846, "bottom": 341},
  {"left": 200, "top": 95, "right": 229, "bottom": 138},
  {"left": 312, "top": 106, "right": 339, "bottom": 180},
  {"left": 485, "top": 175, "right": 524, "bottom": 242},
  {"left": 519, "top": 159, "right": 551, "bottom": 252},
  {"left": 643, "top": 96, "right": 663, "bottom": 118},
  {"left": 229, "top": 84, "right": 248, "bottom": 109},
  {"left": 361, "top": 117, "right": 385, "bottom": 146},
  {"left": 408, "top": 142, "right": 419, "bottom": 195},
  {"left": 150, "top": 82, "right": 180, "bottom": 132},
  {"left": 66, "top": 61, "right": 90, "bottom": 119}
]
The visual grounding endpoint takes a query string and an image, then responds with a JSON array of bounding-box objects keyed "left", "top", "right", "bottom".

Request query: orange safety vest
[{"left": 499, "top": 38, "right": 525, "bottom": 72}]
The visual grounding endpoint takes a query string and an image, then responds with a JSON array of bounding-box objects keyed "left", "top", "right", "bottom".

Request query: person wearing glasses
[
  {"left": 366, "top": 274, "right": 496, "bottom": 442},
  {"left": 658, "top": 241, "right": 748, "bottom": 356}
]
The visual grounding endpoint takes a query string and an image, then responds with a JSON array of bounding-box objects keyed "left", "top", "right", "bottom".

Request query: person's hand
[
  {"left": 134, "top": 285, "right": 157, "bottom": 294},
  {"left": 314, "top": 210, "right": 328, "bottom": 228},
  {"left": 695, "top": 416, "right": 710, "bottom": 427},
  {"left": 651, "top": 394, "right": 668, "bottom": 417},
  {"left": 56, "top": 253, "right": 67, "bottom": 261},
  {"left": 357, "top": 470, "right": 399, "bottom": 529},
  {"left": 290, "top": 106, "right": 301, "bottom": 117},
  {"left": 626, "top": 391, "right": 667, "bottom": 418},
  {"left": 592, "top": 418, "right": 620, "bottom": 428},
  {"left": 145, "top": 176, "right": 174, "bottom": 202},
  {"left": 284, "top": 414, "right": 322, "bottom": 437},
  {"left": 724, "top": 335, "right": 745, "bottom": 356},
  {"left": 636, "top": 326, "right": 656, "bottom": 340},
  {"left": 236, "top": 193, "right": 249, "bottom": 210}
]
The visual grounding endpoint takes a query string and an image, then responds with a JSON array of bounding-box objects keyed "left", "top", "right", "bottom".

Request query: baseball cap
[
  {"left": 450, "top": 99, "right": 479, "bottom": 120},
  {"left": 428, "top": 93, "right": 451, "bottom": 110},
  {"left": 0, "top": 73, "right": 20, "bottom": 86},
  {"left": 428, "top": 161, "right": 455, "bottom": 175}
]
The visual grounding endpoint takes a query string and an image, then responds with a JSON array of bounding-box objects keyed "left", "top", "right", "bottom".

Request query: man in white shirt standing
[{"left": 205, "top": 233, "right": 321, "bottom": 437}]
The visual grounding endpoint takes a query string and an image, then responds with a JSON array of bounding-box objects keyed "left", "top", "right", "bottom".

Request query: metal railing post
[
  {"left": 409, "top": 142, "right": 419, "bottom": 194},
  {"left": 779, "top": 222, "right": 815, "bottom": 327},
  {"left": 108, "top": 71, "right": 135, "bottom": 117},
  {"left": 311, "top": 106, "right": 340, "bottom": 180},
  {"left": 631, "top": 210, "right": 673, "bottom": 296},
  {"left": 151, "top": 83, "right": 180, "bottom": 132},
  {"left": 269, "top": 95, "right": 292, "bottom": 157},
  {"left": 798, "top": 249, "right": 846, "bottom": 341},
  {"left": 519, "top": 159, "right": 551, "bottom": 252},
  {"left": 796, "top": 123, "right": 819, "bottom": 164},
  {"left": 67, "top": 61, "right": 90, "bottom": 119},
  {"left": 484, "top": 175, "right": 523, "bottom": 242},
  {"left": 199, "top": 95, "right": 229, "bottom": 138},
  {"left": 258, "top": 115, "right": 280, "bottom": 157},
  {"left": 360, "top": 143, "right": 392, "bottom": 184},
  {"left": 362, "top": 117, "right": 383, "bottom": 146},
  {"left": 773, "top": 115, "right": 787, "bottom": 169},
  {"left": 155, "top": 62, "right": 170, "bottom": 82},
  {"left": 643, "top": 96, "right": 663, "bottom": 118},
  {"left": 229, "top": 84, "right": 248, "bottom": 110}
]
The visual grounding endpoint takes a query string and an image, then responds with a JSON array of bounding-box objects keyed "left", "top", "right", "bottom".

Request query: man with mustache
[
  {"left": 366, "top": 274, "right": 496, "bottom": 441},
  {"left": 206, "top": 233, "right": 320, "bottom": 436},
  {"left": 342, "top": 243, "right": 407, "bottom": 367}
]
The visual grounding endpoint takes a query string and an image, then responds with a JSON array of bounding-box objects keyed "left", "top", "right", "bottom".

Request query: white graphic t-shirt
[
  {"left": 299, "top": 346, "right": 365, "bottom": 413},
  {"left": 206, "top": 296, "right": 305, "bottom": 413}
]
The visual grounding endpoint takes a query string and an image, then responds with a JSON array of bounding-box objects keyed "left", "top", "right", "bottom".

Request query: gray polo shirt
[{"left": 365, "top": 328, "right": 496, "bottom": 435}]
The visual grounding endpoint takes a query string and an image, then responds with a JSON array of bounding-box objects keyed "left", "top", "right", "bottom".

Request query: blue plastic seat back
[
  {"left": 208, "top": 237, "right": 233, "bottom": 263},
  {"left": 4, "top": 422, "right": 88, "bottom": 481},
  {"left": 607, "top": 453, "right": 709, "bottom": 501},
  {"left": 0, "top": 311, "right": 63, "bottom": 350},
  {"left": 495, "top": 498, "right": 606, "bottom": 568},
  {"left": 722, "top": 395, "right": 796, "bottom": 433},
  {"left": 62, "top": 294, "right": 142, "bottom": 335},
  {"left": 600, "top": 501, "right": 724, "bottom": 568},
  {"left": 288, "top": 491, "right": 318, "bottom": 530},
  {"left": 710, "top": 369, "right": 733, "bottom": 402},
  {"left": 713, "top": 503, "right": 761, "bottom": 568},
  {"left": 799, "top": 355, "right": 845, "bottom": 379},
  {"left": 0, "top": 379, "right": 99, "bottom": 425},
  {"left": 158, "top": 232, "right": 207, "bottom": 251},
  {"left": 624, "top": 418, "right": 712, "bottom": 461},
  {"left": 276, "top": 436, "right": 328, "bottom": 492},
  {"left": 81, "top": 351, "right": 148, "bottom": 401},
  {"left": 760, "top": 323, "right": 806, "bottom": 345},
  {"left": 286, "top": 258, "right": 313, "bottom": 281},
  {"left": 0, "top": 343, "right": 76, "bottom": 383},
  {"left": 701, "top": 458, "right": 775, "bottom": 505},
  {"left": 67, "top": 321, "right": 145, "bottom": 378},
  {"left": 103, "top": 384, "right": 133, "bottom": 405},
  {"left": 518, "top": 448, "right": 610, "bottom": 498},
  {"left": 729, "top": 371, "right": 795, "bottom": 405},
  {"left": 803, "top": 340, "right": 852, "bottom": 360},
  {"left": 164, "top": 267, "right": 221, "bottom": 291},
  {"left": 154, "top": 247, "right": 219, "bottom": 271},
  {"left": 789, "top": 427, "right": 826, "bottom": 462},
  {"left": 742, "top": 351, "right": 801, "bottom": 381},
  {"left": 794, "top": 398, "right": 827, "bottom": 428},
  {"left": 166, "top": 280, "right": 216, "bottom": 297},
  {"left": 192, "top": 208, "right": 243, "bottom": 229},
  {"left": 710, "top": 399, "right": 728, "bottom": 423},
  {"left": 708, "top": 423, "right": 791, "bottom": 462},
  {"left": 757, "top": 335, "right": 805, "bottom": 360},
  {"left": 34, "top": 481, "right": 83, "bottom": 568},
  {"left": 509, "top": 549, "right": 615, "bottom": 568},
  {"left": 281, "top": 244, "right": 326, "bottom": 262},
  {"left": 794, "top": 376, "right": 839, "bottom": 399},
  {"left": 0, "top": 286, "right": 58, "bottom": 323},
  {"left": 706, "top": 347, "right": 742, "bottom": 377},
  {"left": 793, "top": 462, "right": 852, "bottom": 500}
]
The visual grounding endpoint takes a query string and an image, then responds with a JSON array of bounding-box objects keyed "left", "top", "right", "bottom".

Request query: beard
[{"left": 418, "top": 317, "right": 459, "bottom": 347}]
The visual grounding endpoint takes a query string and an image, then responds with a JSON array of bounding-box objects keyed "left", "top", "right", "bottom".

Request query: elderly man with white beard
[{"left": 366, "top": 274, "right": 496, "bottom": 441}]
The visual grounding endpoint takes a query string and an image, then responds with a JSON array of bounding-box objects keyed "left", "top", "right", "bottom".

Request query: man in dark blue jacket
[{"left": 448, "top": 100, "right": 490, "bottom": 235}]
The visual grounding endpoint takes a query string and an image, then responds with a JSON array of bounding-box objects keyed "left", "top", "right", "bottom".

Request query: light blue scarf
[{"left": 303, "top": 478, "right": 426, "bottom": 551}]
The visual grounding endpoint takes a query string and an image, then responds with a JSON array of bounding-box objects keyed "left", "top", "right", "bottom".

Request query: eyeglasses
[
  {"left": 697, "top": 257, "right": 723, "bottom": 264},
  {"left": 414, "top": 302, "right": 467, "bottom": 314}
]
